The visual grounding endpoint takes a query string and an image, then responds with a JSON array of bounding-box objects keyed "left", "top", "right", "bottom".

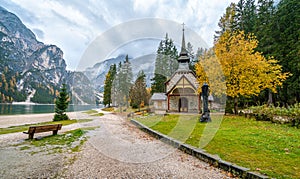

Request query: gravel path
[
  {"left": 0, "top": 111, "right": 230, "bottom": 178},
  {"left": 0, "top": 111, "right": 92, "bottom": 178},
  {"left": 63, "top": 113, "right": 230, "bottom": 178}
]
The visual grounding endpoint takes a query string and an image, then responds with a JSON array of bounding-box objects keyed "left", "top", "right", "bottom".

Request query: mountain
[
  {"left": 0, "top": 6, "right": 94, "bottom": 104},
  {"left": 83, "top": 53, "right": 156, "bottom": 91},
  {"left": 84, "top": 54, "right": 128, "bottom": 91},
  {"left": 131, "top": 54, "right": 156, "bottom": 86}
]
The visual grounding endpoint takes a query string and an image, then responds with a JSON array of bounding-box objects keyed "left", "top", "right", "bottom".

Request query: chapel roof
[
  {"left": 150, "top": 93, "right": 167, "bottom": 101},
  {"left": 165, "top": 72, "right": 199, "bottom": 94}
]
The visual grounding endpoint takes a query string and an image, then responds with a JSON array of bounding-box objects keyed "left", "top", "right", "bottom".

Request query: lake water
[{"left": 0, "top": 104, "right": 102, "bottom": 115}]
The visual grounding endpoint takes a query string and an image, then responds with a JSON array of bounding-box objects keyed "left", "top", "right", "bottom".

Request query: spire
[
  {"left": 180, "top": 23, "right": 187, "bottom": 54},
  {"left": 178, "top": 22, "right": 190, "bottom": 66}
]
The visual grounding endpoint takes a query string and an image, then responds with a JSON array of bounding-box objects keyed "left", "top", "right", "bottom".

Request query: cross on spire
[{"left": 182, "top": 22, "right": 185, "bottom": 31}]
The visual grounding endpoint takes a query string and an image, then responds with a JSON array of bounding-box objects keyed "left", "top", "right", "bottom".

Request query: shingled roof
[{"left": 150, "top": 93, "right": 167, "bottom": 101}]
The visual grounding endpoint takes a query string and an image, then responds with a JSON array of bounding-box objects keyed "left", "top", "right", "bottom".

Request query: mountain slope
[
  {"left": 0, "top": 6, "right": 94, "bottom": 104},
  {"left": 83, "top": 53, "right": 156, "bottom": 91}
]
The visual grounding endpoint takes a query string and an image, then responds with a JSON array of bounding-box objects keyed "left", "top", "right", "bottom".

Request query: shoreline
[
  {"left": 0, "top": 103, "right": 101, "bottom": 116},
  {"left": 0, "top": 111, "right": 87, "bottom": 128}
]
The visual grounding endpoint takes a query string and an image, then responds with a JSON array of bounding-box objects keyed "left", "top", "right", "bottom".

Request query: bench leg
[
  {"left": 29, "top": 133, "right": 34, "bottom": 139},
  {"left": 53, "top": 130, "right": 58, "bottom": 135}
]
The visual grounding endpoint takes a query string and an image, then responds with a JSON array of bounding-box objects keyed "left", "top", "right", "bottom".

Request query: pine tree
[
  {"left": 269, "top": 0, "right": 300, "bottom": 104},
  {"left": 53, "top": 84, "right": 69, "bottom": 121},
  {"left": 151, "top": 33, "right": 178, "bottom": 94},
  {"left": 103, "top": 64, "right": 116, "bottom": 107},
  {"left": 233, "top": 0, "right": 256, "bottom": 34},
  {"left": 214, "top": 3, "right": 236, "bottom": 41},
  {"left": 120, "top": 55, "right": 133, "bottom": 107},
  {"left": 129, "top": 70, "right": 148, "bottom": 111},
  {"left": 255, "top": 0, "right": 275, "bottom": 55},
  {"left": 252, "top": 0, "right": 276, "bottom": 105},
  {"left": 111, "top": 55, "right": 133, "bottom": 109}
]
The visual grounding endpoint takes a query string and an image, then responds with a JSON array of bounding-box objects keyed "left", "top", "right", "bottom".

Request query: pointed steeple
[
  {"left": 180, "top": 23, "right": 188, "bottom": 56},
  {"left": 178, "top": 23, "right": 190, "bottom": 67}
]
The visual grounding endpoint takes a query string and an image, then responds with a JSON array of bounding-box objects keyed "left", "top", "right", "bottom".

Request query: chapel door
[{"left": 179, "top": 97, "right": 188, "bottom": 112}]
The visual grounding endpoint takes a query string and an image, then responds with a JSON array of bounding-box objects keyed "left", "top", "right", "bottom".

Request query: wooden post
[
  {"left": 53, "top": 130, "right": 58, "bottom": 135},
  {"left": 29, "top": 133, "right": 34, "bottom": 139}
]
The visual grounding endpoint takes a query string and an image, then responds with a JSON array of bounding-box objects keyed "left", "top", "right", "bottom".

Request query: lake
[{"left": 0, "top": 104, "right": 102, "bottom": 115}]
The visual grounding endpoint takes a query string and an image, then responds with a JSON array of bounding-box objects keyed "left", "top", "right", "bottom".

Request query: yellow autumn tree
[
  {"left": 195, "top": 49, "right": 226, "bottom": 96},
  {"left": 213, "top": 31, "right": 289, "bottom": 114}
]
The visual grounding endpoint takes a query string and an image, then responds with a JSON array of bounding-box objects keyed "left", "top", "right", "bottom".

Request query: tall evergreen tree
[
  {"left": 111, "top": 55, "right": 133, "bottom": 109},
  {"left": 233, "top": 0, "right": 256, "bottom": 34},
  {"left": 129, "top": 70, "right": 148, "bottom": 111},
  {"left": 255, "top": 0, "right": 275, "bottom": 56},
  {"left": 269, "top": 0, "right": 300, "bottom": 104},
  {"left": 215, "top": 3, "right": 236, "bottom": 41},
  {"left": 53, "top": 83, "right": 69, "bottom": 121},
  {"left": 251, "top": 0, "right": 276, "bottom": 105},
  {"left": 151, "top": 33, "right": 178, "bottom": 94},
  {"left": 103, "top": 64, "right": 116, "bottom": 107}
]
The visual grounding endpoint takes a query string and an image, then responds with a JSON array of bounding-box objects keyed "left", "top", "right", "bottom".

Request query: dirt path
[{"left": 0, "top": 111, "right": 230, "bottom": 178}]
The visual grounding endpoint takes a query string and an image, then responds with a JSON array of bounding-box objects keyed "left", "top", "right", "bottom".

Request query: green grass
[
  {"left": 18, "top": 126, "right": 99, "bottom": 155},
  {"left": 135, "top": 114, "right": 300, "bottom": 179},
  {"left": 91, "top": 113, "right": 104, "bottom": 116},
  {"left": 22, "top": 128, "right": 89, "bottom": 153},
  {"left": 83, "top": 110, "right": 98, "bottom": 114},
  {"left": 0, "top": 119, "right": 93, "bottom": 135},
  {"left": 29, "top": 129, "right": 85, "bottom": 147},
  {"left": 102, "top": 107, "right": 114, "bottom": 112}
]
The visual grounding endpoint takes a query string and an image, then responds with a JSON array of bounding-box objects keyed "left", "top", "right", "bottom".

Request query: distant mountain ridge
[
  {"left": 0, "top": 6, "right": 94, "bottom": 104},
  {"left": 83, "top": 53, "right": 156, "bottom": 91}
]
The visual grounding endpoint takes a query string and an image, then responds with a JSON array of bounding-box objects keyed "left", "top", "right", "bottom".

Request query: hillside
[{"left": 0, "top": 6, "right": 94, "bottom": 104}]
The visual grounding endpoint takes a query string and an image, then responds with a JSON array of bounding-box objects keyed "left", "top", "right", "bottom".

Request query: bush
[
  {"left": 248, "top": 103, "right": 300, "bottom": 127},
  {"left": 225, "top": 101, "right": 234, "bottom": 114}
]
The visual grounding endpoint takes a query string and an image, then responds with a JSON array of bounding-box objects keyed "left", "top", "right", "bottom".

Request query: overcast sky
[{"left": 1, "top": 0, "right": 239, "bottom": 70}]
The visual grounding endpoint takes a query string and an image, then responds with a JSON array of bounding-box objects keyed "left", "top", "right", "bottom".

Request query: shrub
[{"left": 248, "top": 103, "right": 300, "bottom": 127}]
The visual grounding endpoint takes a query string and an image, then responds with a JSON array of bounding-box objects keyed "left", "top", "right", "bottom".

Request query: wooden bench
[{"left": 23, "top": 124, "right": 62, "bottom": 139}]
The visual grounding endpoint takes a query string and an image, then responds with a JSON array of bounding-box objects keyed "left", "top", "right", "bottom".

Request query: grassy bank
[{"left": 136, "top": 114, "right": 300, "bottom": 179}]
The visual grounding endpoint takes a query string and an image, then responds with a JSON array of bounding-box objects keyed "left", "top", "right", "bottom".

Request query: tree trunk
[
  {"left": 267, "top": 89, "right": 273, "bottom": 106},
  {"left": 138, "top": 103, "right": 141, "bottom": 112},
  {"left": 234, "top": 97, "right": 238, "bottom": 115}
]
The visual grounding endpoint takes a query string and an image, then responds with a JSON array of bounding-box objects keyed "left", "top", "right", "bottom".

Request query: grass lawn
[
  {"left": 19, "top": 126, "right": 99, "bottom": 154},
  {"left": 135, "top": 114, "right": 300, "bottom": 179},
  {"left": 26, "top": 128, "right": 87, "bottom": 153},
  {"left": 0, "top": 119, "right": 93, "bottom": 135},
  {"left": 83, "top": 110, "right": 99, "bottom": 114}
]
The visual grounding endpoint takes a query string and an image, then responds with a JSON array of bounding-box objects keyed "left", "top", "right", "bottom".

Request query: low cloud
[{"left": 1, "top": 0, "right": 238, "bottom": 70}]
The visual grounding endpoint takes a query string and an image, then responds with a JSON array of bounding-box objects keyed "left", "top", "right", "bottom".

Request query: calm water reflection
[{"left": 0, "top": 104, "right": 100, "bottom": 115}]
